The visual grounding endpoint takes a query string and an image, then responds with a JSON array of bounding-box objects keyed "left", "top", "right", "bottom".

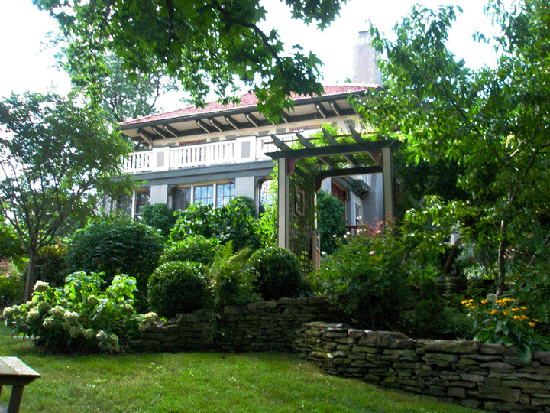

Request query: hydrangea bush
[{"left": 3, "top": 271, "right": 156, "bottom": 353}]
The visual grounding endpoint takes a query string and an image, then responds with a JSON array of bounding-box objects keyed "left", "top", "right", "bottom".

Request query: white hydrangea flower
[
  {"left": 63, "top": 311, "right": 79, "bottom": 323},
  {"left": 96, "top": 330, "right": 108, "bottom": 341},
  {"left": 83, "top": 329, "right": 95, "bottom": 340},
  {"left": 69, "top": 326, "right": 81, "bottom": 338},
  {"left": 33, "top": 281, "right": 49, "bottom": 293},
  {"left": 37, "top": 301, "right": 50, "bottom": 313}
]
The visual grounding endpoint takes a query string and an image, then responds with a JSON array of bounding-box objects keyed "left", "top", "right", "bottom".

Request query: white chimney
[{"left": 352, "top": 31, "right": 382, "bottom": 86}]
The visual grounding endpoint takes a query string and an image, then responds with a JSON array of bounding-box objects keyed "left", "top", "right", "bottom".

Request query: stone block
[
  {"left": 503, "top": 379, "right": 548, "bottom": 390},
  {"left": 483, "top": 401, "right": 525, "bottom": 412},
  {"left": 447, "top": 387, "right": 467, "bottom": 398},
  {"left": 460, "top": 373, "right": 486, "bottom": 382},
  {"left": 422, "top": 340, "right": 479, "bottom": 354},
  {"left": 357, "top": 331, "right": 411, "bottom": 348},
  {"left": 278, "top": 297, "right": 308, "bottom": 305},
  {"left": 479, "top": 385, "right": 520, "bottom": 402},
  {"left": 534, "top": 352, "right": 550, "bottom": 365},
  {"left": 423, "top": 352, "right": 458, "bottom": 365},
  {"left": 479, "top": 362, "right": 515, "bottom": 371},
  {"left": 348, "top": 329, "right": 367, "bottom": 339},
  {"left": 352, "top": 345, "right": 379, "bottom": 354}
]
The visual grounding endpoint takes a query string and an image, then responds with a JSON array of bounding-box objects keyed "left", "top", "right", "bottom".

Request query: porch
[{"left": 122, "top": 135, "right": 281, "bottom": 174}]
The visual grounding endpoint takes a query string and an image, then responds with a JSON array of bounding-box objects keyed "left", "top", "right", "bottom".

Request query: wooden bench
[{"left": 0, "top": 357, "right": 40, "bottom": 413}]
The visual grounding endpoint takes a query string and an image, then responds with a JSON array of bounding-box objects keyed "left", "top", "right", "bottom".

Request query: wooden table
[{"left": 0, "top": 357, "right": 40, "bottom": 413}]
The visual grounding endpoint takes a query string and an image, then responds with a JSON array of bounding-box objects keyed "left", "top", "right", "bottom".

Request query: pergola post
[
  {"left": 277, "top": 158, "right": 290, "bottom": 249},
  {"left": 382, "top": 147, "right": 395, "bottom": 219}
]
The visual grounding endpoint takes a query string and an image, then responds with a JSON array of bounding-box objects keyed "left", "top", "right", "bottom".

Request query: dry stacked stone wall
[
  {"left": 294, "top": 322, "right": 550, "bottom": 413},
  {"left": 129, "top": 297, "right": 347, "bottom": 353}
]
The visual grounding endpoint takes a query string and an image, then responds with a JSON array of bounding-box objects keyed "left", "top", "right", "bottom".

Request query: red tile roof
[{"left": 121, "top": 85, "right": 371, "bottom": 126}]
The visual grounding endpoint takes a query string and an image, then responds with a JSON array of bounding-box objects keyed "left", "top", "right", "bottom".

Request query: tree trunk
[
  {"left": 496, "top": 219, "right": 507, "bottom": 298},
  {"left": 24, "top": 249, "right": 38, "bottom": 302}
]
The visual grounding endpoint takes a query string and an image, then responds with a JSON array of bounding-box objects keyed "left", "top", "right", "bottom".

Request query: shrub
[
  {"left": 317, "top": 190, "right": 347, "bottom": 255},
  {"left": 248, "top": 247, "right": 304, "bottom": 301},
  {"left": 208, "top": 242, "right": 258, "bottom": 309},
  {"left": 171, "top": 198, "right": 261, "bottom": 251},
  {"left": 34, "top": 244, "right": 68, "bottom": 288},
  {"left": 3, "top": 272, "right": 153, "bottom": 353},
  {"left": 313, "top": 223, "right": 411, "bottom": 330},
  {"left": 148, "top": 261, "right": 206, "bottom": 318},
  {"left": 66, "top": 218, "right": 164, "bottom": 308},
  {"left": 141, "top": 203, "right": 176, "bottom": 237},
  {"left": 258, "top": 204, "right": 277, "bottom": 248},
  {"left": 233, "top": 196, "right": 257, "bottom": 218},
  {"left": 0, "top": 261, "right": 23, "bottom": 307},
  {"left": 162, "top": 235, "right": 219, "bottom": 265}
]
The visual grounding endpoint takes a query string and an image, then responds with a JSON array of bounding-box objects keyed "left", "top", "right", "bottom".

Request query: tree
[
  {"left": 33, "top": 0, "right": 346, "bottom": 120},
  {"left": 0, "top": 91, "right": 132, "bottom": 300},
  {"left": 356, "top": 0, "right": 550, "bottom": 294},
  {"left": 55, "top": 37, "right": 179, "bottom": 124}
]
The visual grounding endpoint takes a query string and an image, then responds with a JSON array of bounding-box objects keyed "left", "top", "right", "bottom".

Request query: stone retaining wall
[
  {"left": 294, "top": 322, "right": 550, "bottom": 413},
  {"left": 129, "top": 297, "right": 347, "bottom": 353}
]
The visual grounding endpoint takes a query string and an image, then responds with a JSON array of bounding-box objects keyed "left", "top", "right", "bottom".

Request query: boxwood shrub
[
  {"left": 248, "top": 247, "right": 303, "bottom": 301},
  {"left": 161, "top": 235, "right": 219, "bottom": 266},
  {"left": 148, "top": 261, "right": 206, "bottom": 318}
]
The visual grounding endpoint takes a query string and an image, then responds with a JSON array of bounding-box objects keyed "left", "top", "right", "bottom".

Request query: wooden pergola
[{"left": 267, "top": 128, "right": 401, "bottom": 269}]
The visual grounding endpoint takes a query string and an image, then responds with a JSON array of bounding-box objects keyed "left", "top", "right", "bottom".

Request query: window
[
  {"left": 194, "top": 185, "right": 214, "bottom": 205},
  {"left": 172, "top": 187, "right": 191, "bottom": 211},
  {"left": 216, "top": 183, "right": 235, "bottom": 207},
  {"left": 116, "top": 195, "right": 132, "bottom": 216},
  {"left": 135, "top": 189, "right": 150, "bottom": 217},
  {"left": 259, "top": 180, "right": 274, "bottom": 208}
]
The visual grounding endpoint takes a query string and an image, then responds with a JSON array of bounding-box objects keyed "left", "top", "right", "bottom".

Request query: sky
[{"left": 0, "top": 0, "right": 500, "bottom": 111}]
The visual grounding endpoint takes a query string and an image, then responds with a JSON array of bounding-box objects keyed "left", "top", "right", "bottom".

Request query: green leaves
[
  {"left": 33, "top": 0, "right": 335, "bottom": 118},
  {"left": 3, "top": 272, "right": 146, "bottom": 353}
]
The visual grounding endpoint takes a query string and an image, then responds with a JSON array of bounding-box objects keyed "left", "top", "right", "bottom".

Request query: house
[{"left": 115, "top": 32, "right": 387, "bottom": 229}]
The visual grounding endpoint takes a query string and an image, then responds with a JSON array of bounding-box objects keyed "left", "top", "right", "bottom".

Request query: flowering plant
[
  {"left": 3, "top": 272, "right": 156, "bottom": 353},
  {"left": 462, "top": 296, "right": 542, "bottom": 363}
]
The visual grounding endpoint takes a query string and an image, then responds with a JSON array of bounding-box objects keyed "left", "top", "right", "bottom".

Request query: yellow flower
[
  {"left": 529, "top": 322, "right": 536, "bottom": 327},
  {"left": 480, "top": 299, "right": 488, "bottom": 305},
  {"left": 503, "top": 310, "right": 509, "bottom": 316}
]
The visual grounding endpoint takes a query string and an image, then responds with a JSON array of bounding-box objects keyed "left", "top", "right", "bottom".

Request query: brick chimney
[{"left": 352, "top": 31, "right": 382, "bottom": 86}]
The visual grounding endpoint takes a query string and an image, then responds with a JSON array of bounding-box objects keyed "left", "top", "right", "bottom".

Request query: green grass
[{"left": 0, "top": 324, "right": 480, "bottom": 413}]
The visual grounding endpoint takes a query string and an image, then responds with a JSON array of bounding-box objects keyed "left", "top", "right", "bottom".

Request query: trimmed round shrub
[
  {"left": 66, "top": 218, "right": 164, "bottom": 310},
  {"left": 162, "top": 235, "right": 219, "bottom": 265},
  {"left": 66, "top": 218, "right": 164, "bottom": 281},
  {"left": 148, "top": 261, "right": 206, "bottom": 318},
  {"left": 248, "top": 247, "right": 303, "bottom": 301}
]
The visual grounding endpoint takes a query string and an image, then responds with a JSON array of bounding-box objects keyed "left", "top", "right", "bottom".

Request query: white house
[{"left": 115, "top": 32, "right": 386, "bottom": 228}]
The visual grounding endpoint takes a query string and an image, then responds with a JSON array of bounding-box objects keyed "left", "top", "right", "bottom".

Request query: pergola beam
[
  {"left": 322, "top": 129, "right": 359, "bottom": 167},
  {"left": 267, "top": 140, "right": 399, "bottom": 160}
]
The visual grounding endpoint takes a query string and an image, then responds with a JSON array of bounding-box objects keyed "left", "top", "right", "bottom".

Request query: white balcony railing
[{"left": 122, "top": 135, "right": 286, "bottom": 174}]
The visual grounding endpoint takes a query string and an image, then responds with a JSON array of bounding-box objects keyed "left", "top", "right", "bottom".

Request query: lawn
[{"left": 0, "top": 324, "right": 482, "bottom": 413}]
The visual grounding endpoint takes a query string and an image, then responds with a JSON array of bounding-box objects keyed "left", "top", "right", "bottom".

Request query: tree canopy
[
  {"left": 34, "top": 0, "right": 348, "bottom": 120},
  {"left": 356, "top": 0, "right": 550, "bottom": 294},
  {"left": 0, "top": 91, "right": 132, "bottom": 299}
]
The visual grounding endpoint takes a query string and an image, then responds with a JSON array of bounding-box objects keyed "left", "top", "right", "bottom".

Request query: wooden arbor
[{"left": 266, "top": 128, "right": 401, "bottom": 271}]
